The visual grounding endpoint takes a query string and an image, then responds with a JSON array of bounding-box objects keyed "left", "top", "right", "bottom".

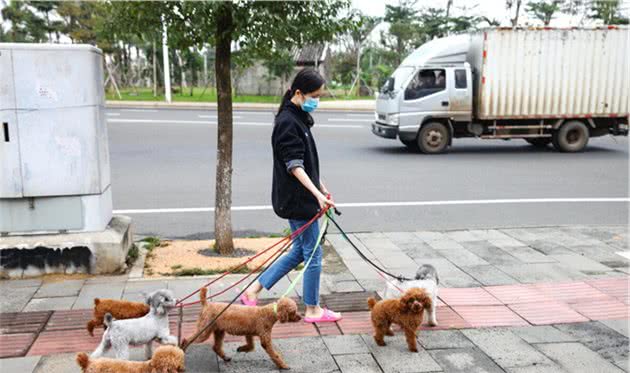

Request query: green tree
[
  {"left": 25, "top": 0, "right": 59, "bottom": 41},
  {"left": 263, "top": 49, "right": 295, "bottom": 95},
  {"left": 589, "top": 0, "right": 629, "bottom": 24},
  {"left": 158, "top": 1, "right": 352, "bottom": 254},
  {"left": 1, "top": 0, "right": 47, "bottom": 42},
  {"left": 527, "top": 0, "right": 562, "bottom": 25},
  {"left": 345, "top": 10, "right": 381, "bottom": 95},
  {"left": 382, "top": 0, "right": 420, "bottom": 65}
]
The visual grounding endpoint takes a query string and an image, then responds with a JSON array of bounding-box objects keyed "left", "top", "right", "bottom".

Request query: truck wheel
[
  {"left": 552, "top": 120, "right": 589, "bottom": 152},
  {"left": 525, "top": 138, "right": 552, "bottom": 148},
  {"left": 400, "top": 139, "right": 419, "bottom": 151},
  {"left": 417, "top": 122, "right": 450, "bottom": 154}
]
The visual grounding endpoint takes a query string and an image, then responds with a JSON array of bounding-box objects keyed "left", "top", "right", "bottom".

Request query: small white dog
[
  {"left": 383, "top": 264, "right": 439, "bottom": 326},
  {"left": 90, "top": 289, "right": 178, "bottom": 360}
]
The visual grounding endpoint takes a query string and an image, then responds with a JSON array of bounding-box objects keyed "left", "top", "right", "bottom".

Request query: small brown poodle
[
  {"left": 76, "top": 345, "right": 185, "bottom": 373},
  {"left": 86, "top": 298, "right": 150, "bottom": 336},
  {"left": 182, "top": 287, "right": 302, "bottom": 369},
  {"left": 367, "top": 287, "right": 433, "bottom": 352}
]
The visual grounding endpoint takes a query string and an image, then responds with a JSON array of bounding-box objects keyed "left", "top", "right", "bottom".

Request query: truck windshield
[{"left": 381, "top": 66, "right": 415, "bottom": 94}]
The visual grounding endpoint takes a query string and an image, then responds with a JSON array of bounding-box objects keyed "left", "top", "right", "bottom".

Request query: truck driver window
[
  {"left": 455, "top": 69, "right": 467, "bottom": 89},
  {"left": 405, "top": 69, "right": 446, "bottom": 100}
]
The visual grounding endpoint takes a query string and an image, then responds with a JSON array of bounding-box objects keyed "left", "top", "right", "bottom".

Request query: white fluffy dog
[
  {"left": 383, "top": 264, "right": 439, "bottom": 326},
  {"left": 90, "top": 289, "right": 178, "bottom": 360}
]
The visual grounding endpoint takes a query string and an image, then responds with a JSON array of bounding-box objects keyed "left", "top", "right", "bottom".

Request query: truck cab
[{"left": 372, "top": 34, "right": 473, "bottom": 153}]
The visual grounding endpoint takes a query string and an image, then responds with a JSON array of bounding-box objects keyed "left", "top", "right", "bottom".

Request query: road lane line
[
  {"left": 198, "top": 115, "right": 242, "bottom": 119},
  {"left": 120, "top": 109, "right": 158, "bottom": 113},
  {"left": 327, "top": 118, "right": 371, "bottom": 122},
  {"left": 106, "top": 112, "right": 120, "bottom": 116},
  {"left": 114, "top": 197, "right": 630, "bottom": 214}
]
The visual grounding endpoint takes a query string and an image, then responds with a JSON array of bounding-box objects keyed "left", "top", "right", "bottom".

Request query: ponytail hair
[{"left": 277, "top": 68, "right": 325, "bottom": 115}]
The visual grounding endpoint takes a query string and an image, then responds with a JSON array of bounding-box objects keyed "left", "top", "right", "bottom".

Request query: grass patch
[
  {"left": 170, "top": 264, "right": 183, "bottom": 271},
  {"left": 125, "top": 244, "right": 139, "bottom": 267},
  {"left": 169, "top": 265, "right": 254, "bottom": 277},
  {"left": 105, "top": 87, "right": 366, "bottom": 104}
]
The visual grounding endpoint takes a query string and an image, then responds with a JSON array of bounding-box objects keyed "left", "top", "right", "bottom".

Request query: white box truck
[{"left": 372, "top": 27, "right": 629, "bottom": 153}]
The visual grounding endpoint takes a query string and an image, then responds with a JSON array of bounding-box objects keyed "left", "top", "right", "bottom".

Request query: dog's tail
[
  {"left": 200, "top": 287, "right": 207, "bottom": 307},
  {"left": 86, "top": 320, "right": 97, "bottom": 337},
  {"left": 367, "top": 297, "right": 377, "bottom": 310},
  {"left": 103, "top": 313, "right": 113, "bottom": 328},
  {"left": 76, "top": 352, "right": 90, "bottom": 370}
]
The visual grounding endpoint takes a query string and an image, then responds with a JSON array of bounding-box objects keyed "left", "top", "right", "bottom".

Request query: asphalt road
[{"left": 106, "top": 107, "right": 629, "bottom": 239}]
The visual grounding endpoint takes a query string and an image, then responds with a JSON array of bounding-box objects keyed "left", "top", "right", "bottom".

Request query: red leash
[{"left": 176, "top": 207, "right": 329, "bottom": 306}]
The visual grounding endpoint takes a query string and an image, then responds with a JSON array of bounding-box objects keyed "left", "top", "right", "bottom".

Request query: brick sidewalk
[{"left": 0, "top": 225, "right": 628, "bottom": 372}]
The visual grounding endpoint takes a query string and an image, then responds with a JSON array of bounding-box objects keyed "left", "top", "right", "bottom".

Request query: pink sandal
[
  {"left": 240, "top": 293, "right": 257, "bottom": 307},
  {"left": 303, "top": 308, "right": 342, "bottom": 323}
]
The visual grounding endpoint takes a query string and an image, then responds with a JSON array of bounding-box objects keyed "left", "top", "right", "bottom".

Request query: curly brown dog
[
  {"left": 86, "top": 298, "right": 150, "bottom": 336},
  {"left": 182, "top": 287, "right": 301, "bottom": 369},
  {"left": 76, "top": 345, "right": 185, "bottom": 373},
  {"left": 367, "top": 287, "right": 432, "bottom": 352}
]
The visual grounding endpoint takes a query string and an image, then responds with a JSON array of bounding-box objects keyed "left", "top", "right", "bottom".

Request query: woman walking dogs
[{"left": 241, "top": 69, "right": 341, "bottom": 323}]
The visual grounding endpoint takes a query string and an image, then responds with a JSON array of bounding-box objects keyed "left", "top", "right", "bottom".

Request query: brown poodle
[
  {"left": 86, "top": 298, "right": 150, "bottom": 336},
  {"left": 76, "top": 345, "right": 185, "bottom": 373},
  {"left": 367, "top": 287, "right": 432, "bottom": 352},
  {"left": 182, "top": 287, "right": 302, "bottom": 369}
]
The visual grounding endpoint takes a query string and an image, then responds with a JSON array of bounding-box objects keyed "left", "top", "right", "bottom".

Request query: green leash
[{"left": 274, "top": 211, "right": 329, "bottom": 313}]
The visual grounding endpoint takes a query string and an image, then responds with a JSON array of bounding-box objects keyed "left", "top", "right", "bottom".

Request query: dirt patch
[
  {"left": 145, "top": 238, "right": 288, "bottom": 277},
  {"left": 40, "top": 273, "right": 94, "bottom": 283}
]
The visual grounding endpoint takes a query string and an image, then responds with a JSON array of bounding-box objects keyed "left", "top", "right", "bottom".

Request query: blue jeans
[{"left": 259, "top": 219, "right": 322, "bottom": 306}]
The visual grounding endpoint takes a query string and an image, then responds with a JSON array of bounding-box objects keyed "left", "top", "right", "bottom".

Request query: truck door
[
  {"left": 399, "top": 68, "right": 449, "bottom": 129},
  {"left": 449, "top": 67, "right": 472, "bottom": 122}
]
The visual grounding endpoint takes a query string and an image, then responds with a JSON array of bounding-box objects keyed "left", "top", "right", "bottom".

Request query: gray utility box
[{"left": 0, "top": 43, "right": 112, "bottom": 234}]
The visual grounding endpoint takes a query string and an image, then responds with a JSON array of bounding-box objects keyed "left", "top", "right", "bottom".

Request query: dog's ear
[
  {"left": 434, "top": 270, "right": 440, "bottom": 285},
  {"left": 399, "top": 292, "right": 412, "bottom": 312},
  {"left": 276, "top": 298, "right": 297, "bottom": 323},
  {"left": 142, "top": 291, "right": 152, "bottom": 305},
  {"left": 152, "top": 294, "right": 166, "bottom": 315}
]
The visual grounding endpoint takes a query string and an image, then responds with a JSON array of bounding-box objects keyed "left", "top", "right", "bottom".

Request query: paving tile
[
  {"left": 398, "top": 242, "right": 445, "bottom": 260},
  {"left": 334, "top": 353, "right": 382, "bottom": 373},
  {"left": 535, "top": 342, "right": 624, "bottom": 373},
  {"left": 453, "top": 305, "right": 528, "bottom": 327},
  {"left": 463, "top": 241, "right": 522, "bottom": 265},
  {"left": 439, "top": 287, "right": 502, "bottom": 306},
  {"left": 85, "top": 275, "right": 128, "bottom": 284},
  {"left": 427, "top": 239, "right": 465, "bottom": 251},
  {"left": 417, "top": 329, "right": 474, "bottom": 349},
  {"left": 500, "top": 246, "right": 556, "bottom": 263},
  {"left": 489, "top": 237, "right": 527, "bottom": 248},
  {"left": 462, "top": 328, "right": 552, "bottom": 369},
  {"left": 32, "top": 353, "right": 78, "bottom": 373},
  {"left": 124, "top": 279, "right": 169, "bottom": 293},
  {"left": 429, "top": 347, "right": 504, "bottom": 373},
  {"left": 484, "top": 284, "right": 551, "bottom": 304},
  {"left": 322, "top": 335, "right": 369, "bottom": 355},
  {"left": 0, "top": 333, "right": 36, "bottom": 358},
  {"left": 497, "top": 263, "right": 586, "bottom": 283},
  {"left": 570, "top": 297, "right": 629, "bottom": 320},
  {"left": 526, "top": 241, "right": 574, "bottom": 256},
  {"left": 509, "top": 301, "right": 588, "bottom": 325},
  {"left": 532, "top": 281, "right": 610, "bottom": 304},
  {"left": 33, "top": 280, "right": 84, "bottom": 298},
  {"left": 509, "top": 325, "right": 577, "bottom": 344},
  {"left": 423, "top": 306, "right": 470, "bottom": 330},
  {"left": 361, "top": 334, "right": 442, "bottom": 373},
  {"left": 468, "top": 229, "right": 512, "bottom": 241},
  {"left": 184, "top": 344, "right": 219, "bottom": 373},
  {"left": 550, "top": 254, "right": 613, "bottom": 273},
  {"left": 23, "top": 297, "right": 76, "bottom": 312},
  {"left": 414, "top": 231, "right": 447, "bottom": 242},
  {"left": 73, "top": 282, "right": 125, "bottom": 309},
  {"left": 44, "top": 309, "right": 92, "bottom": 331},
  {"left": 460, "top": 265, "right": 519, "bottom": 286},
  {"left": 599, "top": 319, "right": 630, "bottom": 338},
  {"left": 569, "top": 244, "right": 629, "bottom": 264},
  {"left": 554, "top": 322, "right": 629, "bottom": 370},
  {"left": 274, "top": 336, "right": 339, "bottom": 373},
  {"left": 444, "top": 230, "right": 483, "bottom": 243},
  {"left": 331, "top": 280, "right": 363, "bottom": 293},
  {"left": 587, "top": 277, "right": 629, "bottom": 303},
  {"left": 0, "top": 356, "right": 41, "bottom": 373},
  {"left": 505, "top": 364, "right": 569, "bottom": 373},
  {"left": 0, "top": 285, "right": 38, "bottom": 313},
  {"left": 384, "top": 231, "right": 422, "bottom": 244},
  {"left": 28, "top": 329, "right": 103, "bottom": 356},
  {"left": 315, "top": 321, "right": 342, "bottom": 336},
  {"left": 337, "top": 311, "right": 372, "bottom": 335},
  {"left": 437, "top": 248, "right": 489, "bottom": 266},
  {"left": 0, "top": 279, "right": 42, "bottom": 289},
  {"left": 0, "top": 311, "right": 51, "bottom": 334}
]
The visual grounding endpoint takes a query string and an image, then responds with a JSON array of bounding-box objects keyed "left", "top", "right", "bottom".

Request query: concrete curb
[{"left": 105, "top": 100, "right": 375, "bottom": 112}]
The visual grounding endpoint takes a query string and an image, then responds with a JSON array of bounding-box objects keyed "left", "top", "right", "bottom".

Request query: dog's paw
[
  {"left": 278, "top": 364, "right": 290, "bottom": 370},
  {"left": 222, "top": 356, "right": 232, "bottom": 362},
  {"left": 237, "top": 345, "right": 254, "bottom": 353},
  {"left": 409, "top": 347, "right": 418, "bottom": 353},
  {"left": 385, "top": 330, "right": 395, "bottom": 336},
  {"left": 375, "top": 339, "right": 386, "bottom": 347},
  {"left": 428, "top": 320, "right": 438, "bottom": 327}
]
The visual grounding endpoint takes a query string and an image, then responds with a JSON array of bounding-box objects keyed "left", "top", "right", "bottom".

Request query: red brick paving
[
  {"left": 453, "top": 305, "right": 528, "bottom": 327},
  {"left": 508, "top": 301, "right": 589, "bottom": 325},
  {"left": 2, "top": 276, "right": 629, "bottom": 358}
]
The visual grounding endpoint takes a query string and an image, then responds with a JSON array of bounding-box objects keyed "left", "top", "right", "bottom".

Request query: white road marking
[
  {"left": 106, "top": 112, "right": 120, "bottom": 116},
  {"left": 327, "top": 118, "right": 371, "bottom": 122},
  {"left": 107, "top": 118, "right": 363, "bottom": 129},
  {"left": 345, "top": 113, "right": 375, "bottom": 117},
  {"left": 113, "top": 197, "right": 630, "bottom": 214},
  {"left": 121, "top": 109, "right": 158, "bottom": 113},
  {"left": 198, "top": 115, "right": 242, "bottom": 119},
  {"left": 616, "top": 251, "right": 630, "bottom": 260}
]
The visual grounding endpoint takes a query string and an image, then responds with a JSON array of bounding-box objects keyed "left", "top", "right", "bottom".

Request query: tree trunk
[
  {"left": 214, "top": 2, "right": 235, "bottom": 255},
  {"left": 153, "top": 40, "right": 157, "bottom": 97},
  {"left": 511, "top": 0, "right": 522, "bottom": 27}
]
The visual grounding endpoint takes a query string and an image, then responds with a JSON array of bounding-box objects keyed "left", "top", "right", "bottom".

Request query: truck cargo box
[{"left": 472, "top": 28, "right": 629, "bottom": 120}]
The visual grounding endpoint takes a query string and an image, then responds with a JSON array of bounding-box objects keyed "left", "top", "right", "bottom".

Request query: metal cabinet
[{"left": 0, "top": 43, "right": 112, "bottom": 234}]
